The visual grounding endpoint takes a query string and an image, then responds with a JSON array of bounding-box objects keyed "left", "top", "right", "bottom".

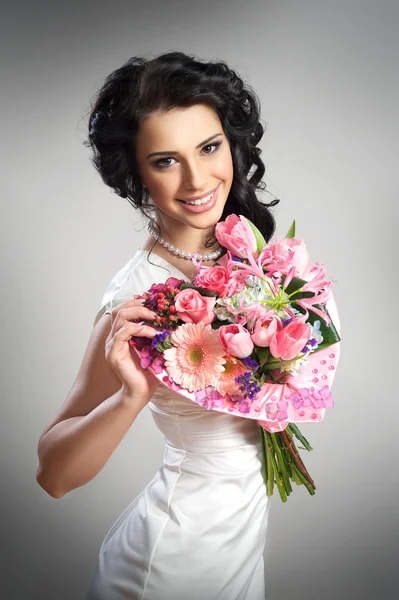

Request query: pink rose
[
  {"left": 215, "top": 214, "right": 257, "bottom": 258},
  {"left": 174, "top": 288, "right": 216, "bottom": 325},
  {"left": 218, "top": 324, "right": 254, "bottom": 358},
  {"left": 194, "top": 265, "right": 230, "bottom": 296},
  {"left": 251, "top": 313, "right": 283, "bottom": 347},
  {"left": 269, "top": 319, "right": 311, "bottom": 361}
]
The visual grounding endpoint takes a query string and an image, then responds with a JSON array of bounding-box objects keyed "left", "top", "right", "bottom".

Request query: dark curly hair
[{"left": 83, "top": 51, "right": 280, "bottom": 264}]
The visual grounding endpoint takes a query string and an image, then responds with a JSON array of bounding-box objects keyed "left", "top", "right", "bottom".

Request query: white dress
[{"left": 86, "top": 249, "right": 271, "bottom": 600}]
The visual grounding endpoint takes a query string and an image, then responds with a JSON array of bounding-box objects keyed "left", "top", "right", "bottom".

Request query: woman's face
[{"left": 135, "top": 104, "right": 234, "bottom": 235}]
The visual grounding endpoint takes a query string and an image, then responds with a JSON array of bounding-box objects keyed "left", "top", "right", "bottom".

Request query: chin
[
  {"left": 181, "top": 198, "right": 227, "bottom": 228},
  {"left": 184, "top": 211, "right": 225, "bottom": 230}
]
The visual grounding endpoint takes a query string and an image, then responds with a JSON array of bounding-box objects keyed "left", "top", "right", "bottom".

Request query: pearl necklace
[{"left": 146, "top": 220, "right": 224, "bottom": 261}]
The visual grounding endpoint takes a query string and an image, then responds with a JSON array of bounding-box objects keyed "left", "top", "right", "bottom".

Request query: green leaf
[
  {"left": 247, "top": 219, "right": 267, "bottom": 253},
  {"left": 261, "top": 359, "right": 290, "bottom": 370},
  {"left": 288, "top": 424, "right": 313, "bottom": 451},
  {"left": 282, "top": 275, "right": 309, "bottom": 296},
  {"left": 210, "top": 318, "right": 229, "bottom": 330},
  {"left": 179, "top": 283, "right": 218, "bottom": 297},
  {"left": 284, "top": 219, "right": 296, "bottom": 239},
  {"left": 256, "top": 347, "right": 272, "bottom": 368}
]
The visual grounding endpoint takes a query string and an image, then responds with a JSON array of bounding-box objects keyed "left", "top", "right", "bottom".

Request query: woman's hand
[{"left": 105, "top": 298, "right": 160, "bottom": 409}]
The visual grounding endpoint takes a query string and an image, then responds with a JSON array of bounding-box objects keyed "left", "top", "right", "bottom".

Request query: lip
[
  {"left": 179, "top": 184, "right": 220, "bottom": 214},
  {"left": 178, "top": 184, "right": 219, "bottom": 202}
]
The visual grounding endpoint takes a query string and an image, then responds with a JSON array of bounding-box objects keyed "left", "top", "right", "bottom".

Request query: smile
[
  {"left": 178, "top": 185, "right": 219, "bottom": 205},
  {"left": 178, "top": 184, "right": 221, "bottom": 214}
]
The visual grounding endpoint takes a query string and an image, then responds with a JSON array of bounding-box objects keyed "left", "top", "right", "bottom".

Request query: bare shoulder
[{"left": 39, "top": 310, "right": 122, "bottom": 439}]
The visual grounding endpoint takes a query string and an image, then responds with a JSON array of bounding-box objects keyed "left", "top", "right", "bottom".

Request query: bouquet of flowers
[{"left": 129, "top": 214, "right": 341, "bottom": 502}]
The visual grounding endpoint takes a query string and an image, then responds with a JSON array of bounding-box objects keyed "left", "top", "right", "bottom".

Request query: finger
[
  {"left": 111, "top": 298, "right": 146, "bottom": 314},
  {"left": 110, "top": 297, "right": 146, "bottom": 313},
  {"left": 113, "top": 308, "right": 158, "bottom": 332},
  {"left": 119, "top": 306, "right": 157, "bottom": 319},
  {"left": 115, "top": 321, "right": 158, "bottom": 343},
  {"left": 111, "top": 304, "right": 156, "bottom": 327}
]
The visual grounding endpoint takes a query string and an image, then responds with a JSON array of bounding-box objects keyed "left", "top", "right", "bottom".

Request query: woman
[{"left": 36, "top": 51, "right": 280, "bottom": 600}]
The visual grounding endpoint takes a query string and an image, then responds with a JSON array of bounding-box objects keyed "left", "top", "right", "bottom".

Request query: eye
[
  {"left": 154, "top": 157, "right": 175, "bottom": 168},
  {"left": 153, "top": 140, "right": 222, "bottom": 169},
  {"left": 202, "top": 142, "right": 221, "bottom": 154}
]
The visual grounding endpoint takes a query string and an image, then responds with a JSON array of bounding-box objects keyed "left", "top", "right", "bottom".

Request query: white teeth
[{"left": 183, "top": 190, "right": 215, "bottom": 205}]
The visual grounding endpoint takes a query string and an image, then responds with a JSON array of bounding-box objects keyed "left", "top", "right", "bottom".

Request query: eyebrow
[{"left": 146, "top": 133, "right": 223, "bottom": 159}]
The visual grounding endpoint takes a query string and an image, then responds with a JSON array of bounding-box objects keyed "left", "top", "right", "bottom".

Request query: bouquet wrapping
[{"left": 129, "top": 215, "right": 341, "bottom": 502}]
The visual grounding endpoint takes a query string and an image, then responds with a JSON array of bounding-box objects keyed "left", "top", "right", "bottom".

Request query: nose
[{"left": 182, "top": 159, "right": 208, "bottom": 192}]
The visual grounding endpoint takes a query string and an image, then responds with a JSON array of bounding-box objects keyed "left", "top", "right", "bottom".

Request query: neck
[{"left": 146, "top": 219, "right": 222, "bottom": 260}]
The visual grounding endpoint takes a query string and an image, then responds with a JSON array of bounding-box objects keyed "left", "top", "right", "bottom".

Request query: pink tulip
[
  {"left": 218, "top": 324, "right": 254, "bottom": 358},
  {"left": 251, "top": 314, "right": 283, "bottom": 347},
  {"left": 269, "top": 319, "right": 311, "bottom": 361},
  {"left": 215, "top": 214, "right": 257, "bottom": 258}
]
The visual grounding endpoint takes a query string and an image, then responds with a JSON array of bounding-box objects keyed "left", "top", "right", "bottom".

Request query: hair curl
[{"left": 83, "top": 51, "right": 280, "bottom": 265}]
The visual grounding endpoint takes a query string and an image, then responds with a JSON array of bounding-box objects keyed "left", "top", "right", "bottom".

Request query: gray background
[{"left": 2, "top": 0, "right": 398, "bottom": 598}]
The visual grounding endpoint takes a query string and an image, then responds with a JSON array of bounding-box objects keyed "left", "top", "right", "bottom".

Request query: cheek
[
  {"left": 148, "top": 175, "right": 179, "bottom": 204},
  {"left": 217, "top": 149, "right": 234, "bottom": 180}
]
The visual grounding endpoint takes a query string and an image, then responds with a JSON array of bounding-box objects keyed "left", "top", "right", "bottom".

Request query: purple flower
[
  {"left": 281, "top": 317, "right": 293, "bottom": 325},
  {"left": 151, "top": 330, "right": 170, "bottom": 349},
  {"left": 234, "top": 371, "right": 261, "bottom": 401},
  {"left": 242, "top": 356, "right": 259, "bottom": 371},
  {"left": 301, "top": 337, "right": 318, "bottom": 353},
  {"left": 231, "top": 255, "right": 246, "bottom": 262}
]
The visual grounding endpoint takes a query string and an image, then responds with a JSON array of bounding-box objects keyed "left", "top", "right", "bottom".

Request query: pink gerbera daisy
[
  {"left": 214, "top": 355, "right": 249, "bottom": 397},
  {"left": 163, "top": 322, "right": 226, "bottom": 392}
]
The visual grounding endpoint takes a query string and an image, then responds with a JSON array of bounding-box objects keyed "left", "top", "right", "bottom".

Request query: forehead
[{"left": 136, "top": 104, "right": 222, "bottom": 148}]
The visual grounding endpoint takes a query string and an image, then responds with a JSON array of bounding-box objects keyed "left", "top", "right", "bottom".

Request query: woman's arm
[
  {"left": 36, "top": 314, "right": 147, "bottom": 498},
  {"left": 36, "top": 387, "right": 142, "bottom": 498}
]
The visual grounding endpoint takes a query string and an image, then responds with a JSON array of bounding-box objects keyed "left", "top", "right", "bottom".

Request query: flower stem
[
  {"left": 259, "top": 424, "right": 268, "bottom": 486},
  {"left": 278, "top": 432, "right": 293, "bottom": 478},
  {"left": 264, "top": 430, "right": 287, "bottom": 502},
  {"left": 258, "top": 423, "right": 317, "bottom": 501},
  {"left": 266, "top": 439, "right": 274, "bottom": 496},
  {"left": 270, "top": 432, "right": 292, "bottom": 495},
  {"left": 281, "top": 428, "right": 316, "bottom": 491},
  {"left": 290, "top": 463, "right": 316, "bottom": 495}
]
